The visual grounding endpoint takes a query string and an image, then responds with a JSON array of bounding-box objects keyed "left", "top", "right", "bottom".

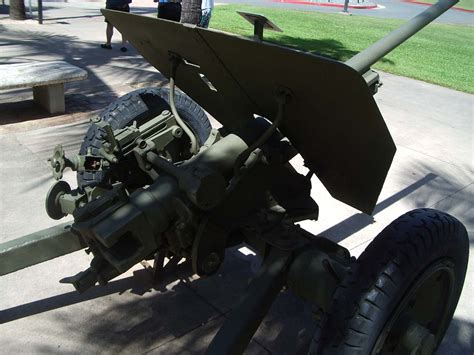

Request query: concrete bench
[{"left": 0, "top": 61, "right": 88, "bottom": 114}]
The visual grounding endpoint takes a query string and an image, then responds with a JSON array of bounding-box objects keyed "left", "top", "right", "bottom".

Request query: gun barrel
[
  {"left": 345, "top": 0, "right": 458, "bottom": 73},
  {"left": 0, "top": 222, "right": 85, "bottom": 276}
]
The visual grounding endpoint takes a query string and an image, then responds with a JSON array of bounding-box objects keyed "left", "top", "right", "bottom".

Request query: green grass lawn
[
  {"left": 210, "top": 5, "right": 474, "bottom": 93},
  {"left": 421, "top": 0, "right": 474, "bottom": 11}
]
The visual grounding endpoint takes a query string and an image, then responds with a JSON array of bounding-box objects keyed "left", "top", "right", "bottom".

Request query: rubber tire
[
  {"left": 78, "top": 87, "right": 211, "bottom": 188},
  {"left": 310, "top": 208, "right": 469, "bottom": 355}
]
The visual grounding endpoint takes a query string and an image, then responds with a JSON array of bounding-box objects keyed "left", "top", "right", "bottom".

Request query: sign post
[{"left": 38, "top": 0, "right": 43, "bottom": 24}]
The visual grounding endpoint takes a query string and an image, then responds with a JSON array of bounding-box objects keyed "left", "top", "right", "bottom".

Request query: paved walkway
[{"left": 0, "top": 2, "right": 472, "bottom": 354}]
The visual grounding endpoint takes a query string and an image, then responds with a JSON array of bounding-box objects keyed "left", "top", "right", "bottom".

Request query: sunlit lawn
[
  {"left": 420, "top": 0, "right": 474, "bottom": 11},
  {"left": 211, "top": 5, "right": 474, "bottom": 93}
]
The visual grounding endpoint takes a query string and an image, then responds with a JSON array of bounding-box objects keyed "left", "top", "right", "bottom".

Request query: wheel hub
[
  {"left": 373, "top": 260, "right": 456, "bottom": 354},
  {"left": 400, "top": 321, "right": 436, "bottom": 355}
]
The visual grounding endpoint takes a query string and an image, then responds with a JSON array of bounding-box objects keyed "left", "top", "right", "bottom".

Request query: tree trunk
[
  {"left": 10, "top": 0, "right": 26, "bottom": 20},
  {"left": 180, "top": 0, "right": 201, "bottom": 25}
]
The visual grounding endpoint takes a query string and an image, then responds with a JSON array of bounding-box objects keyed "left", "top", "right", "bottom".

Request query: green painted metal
[
  {"left": 0, "top": 2, "right": 464, "bottom": 352},
  {"left": 102, "top": 8, "right": 396, "bottom": 214},
  {"left": 0, "top": 222, "right": 86, "bottom": 276},
  {"left": 206, "top": 248, "right": 292, "bottom": 354},
  {"left": 287, "top": 245, "right": 350, "bottom": 312}
]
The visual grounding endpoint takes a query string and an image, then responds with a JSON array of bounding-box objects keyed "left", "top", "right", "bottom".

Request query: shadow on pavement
[
  {"left": 439, "top": 318, "right": 474, "bottom": 354},
  {"left": 319, "top": 158, "right": 473, "bottom": 244},
  {"left": 0, "top": 94, "right": 97, "bottom": 125},
  {"left": 0, "top": 25, "right": 165, "bottom": 124},
  {"left": 3, "top": 241, "right": 470, "bottom": 353},
  {"left": 0, "top": 247, "right": 313, "bottom": 353},
  {"left": 43, "top": 14, "right": 103, "bottom": 22},
  {"left": 319, "top": 172, "right": 438, "bottom": 242},
  {"left": 0, "top": 198, "right": 471, "bottom": 353},
  {"left": 40, "top": 6, "right": 157, "bottom": 22},
  {"left": 0, "top": 274, "right": 144, "bottom": 324}
]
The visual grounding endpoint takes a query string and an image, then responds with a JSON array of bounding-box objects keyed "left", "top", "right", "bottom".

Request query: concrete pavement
[{"left": 0, "top": 2, "right": 473, "bottom": 354}]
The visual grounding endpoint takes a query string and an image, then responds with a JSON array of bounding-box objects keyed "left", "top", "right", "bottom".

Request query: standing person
[
  {"left": 101, "top": 0, "right": 131, "bottom": 52},
  {"left": 156, "top": 0, "right": 182, "bottom": 22},
  {"left": 198, "top": 0, "right": 214, "bottom": 28}
]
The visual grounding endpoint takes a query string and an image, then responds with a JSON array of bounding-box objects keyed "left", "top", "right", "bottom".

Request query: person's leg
[
  {"left": 174, "top": 3, "right": 181, "bottom": 22},
  {"left": 157, "top": 2, "right": 162, "bottom": 18},
  {"left": 120, "top": 5, "right": 129, "bottom": 52},
  {"left": 101, "top": 22, "right": 114, "bottom": 49},
  {"left": 198, "top": 8, "right": 212, "bottom": 28},
  {"left": 106, "top": 22, "right": 113, "bottom": 45},
  {"left": 120, "top": 34, "right": 128, "bottom": 52}
]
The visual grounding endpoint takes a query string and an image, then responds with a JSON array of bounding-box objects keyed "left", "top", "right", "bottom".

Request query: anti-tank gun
[{"left": 0, "top": 1, "right": 469, "bottom": 353}]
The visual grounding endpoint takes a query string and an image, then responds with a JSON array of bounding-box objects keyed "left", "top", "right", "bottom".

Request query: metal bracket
[
  {"left": 168, "top": 52, "right": 199, "bottom": 155},
  {"left": 233, "top": 86, "right": 291, "bottom": 176},
  {"left": 191, "top": 218, "right": 227, "bottom": 276}
]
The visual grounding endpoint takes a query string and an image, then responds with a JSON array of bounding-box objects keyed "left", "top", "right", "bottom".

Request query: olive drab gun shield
[{"left": 102, "top": 9, "right": 396, "bottom": 214}]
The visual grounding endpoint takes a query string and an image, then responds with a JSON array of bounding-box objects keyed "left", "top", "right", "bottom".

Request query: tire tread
[
  {"left": 310, "top": 208, "right": 469, "bottom": 354},
  {"left": 77, "top": 87, "right": 211, "bottom": 188}
]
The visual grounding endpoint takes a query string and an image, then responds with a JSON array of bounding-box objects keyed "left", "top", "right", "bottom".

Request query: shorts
[
  {"left": 104, "top": 4, "right": 130, "bottom": 23},
  {"left": 158, "top": 2, "right": 181, "bottom": 22}
]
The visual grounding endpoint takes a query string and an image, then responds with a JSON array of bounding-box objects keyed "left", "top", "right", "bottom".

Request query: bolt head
[{"left": 202, "top": 252, "right": 221, "bottom": 274}]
